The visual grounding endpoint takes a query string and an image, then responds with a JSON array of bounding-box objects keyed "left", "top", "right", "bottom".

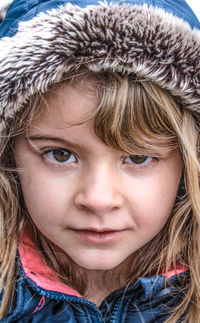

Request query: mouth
[{"left": 71, "top": 228, "right": 127, "bottom": 244}]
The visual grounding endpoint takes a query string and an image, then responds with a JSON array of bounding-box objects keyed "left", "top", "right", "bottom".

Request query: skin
[{"left": 14, "top": 80, "right": 183, "bottom": 303}]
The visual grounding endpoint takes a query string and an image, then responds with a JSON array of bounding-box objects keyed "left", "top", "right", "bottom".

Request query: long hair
[{"left": 0, "top": 67, "right": 199, "bottom": 322}]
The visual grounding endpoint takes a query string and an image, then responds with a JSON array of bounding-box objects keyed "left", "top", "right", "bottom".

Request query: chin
[{"left": 71, "top": 255, "right": 125, "bottom": 271}]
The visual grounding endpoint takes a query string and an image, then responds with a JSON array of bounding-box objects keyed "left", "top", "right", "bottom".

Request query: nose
[{"left": 74, "top": 164, "right": 123, "bottom": 215}]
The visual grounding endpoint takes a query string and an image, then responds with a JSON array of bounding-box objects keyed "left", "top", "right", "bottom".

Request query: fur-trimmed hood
[{"left": 0, "top": 0, "right": 200, "bottom": 131}]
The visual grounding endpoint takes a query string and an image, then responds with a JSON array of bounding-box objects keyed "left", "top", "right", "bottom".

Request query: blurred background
[
  {"left": 186, "top": 0, "right": 200, "bottom": 20},
  {"left": 0, "top": 0, "right": 199, "bottom": 25},
  {"left": 0, "top": 0, "right": 12, "bottom": 22}
]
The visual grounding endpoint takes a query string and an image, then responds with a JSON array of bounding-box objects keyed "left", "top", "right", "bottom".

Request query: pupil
[
  {"left": 54, "top": 149, "right": 69, "bottom": 162},
  {"left": 130, "top": 155, "right": 147, "bottom": 164}
]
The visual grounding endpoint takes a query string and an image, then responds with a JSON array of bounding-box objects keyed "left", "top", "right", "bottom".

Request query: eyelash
[{"left": 40, "top": 148, "right": 158, "bottom": 170}]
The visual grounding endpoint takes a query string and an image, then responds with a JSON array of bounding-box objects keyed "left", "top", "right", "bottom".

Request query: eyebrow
[
  {"left": 26, "top": 135, "right": 87, "bottom": 151},
  {"left": 26, "top": 134, "right": 177, "bottom": 157}
]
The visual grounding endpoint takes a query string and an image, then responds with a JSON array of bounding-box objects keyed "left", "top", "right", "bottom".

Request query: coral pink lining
[
  {"left": 18, "top": 234, "right": 81, "bottom": 297},
  {"left": 162, "top": 264, "right": 188, "bottom": 278}
]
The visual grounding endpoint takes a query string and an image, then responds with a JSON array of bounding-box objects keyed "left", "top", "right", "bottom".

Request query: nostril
[{"left": 74, "top": 190, "right": 123, "bottom": 215}]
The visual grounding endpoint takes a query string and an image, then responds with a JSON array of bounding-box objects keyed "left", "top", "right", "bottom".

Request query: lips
[
  {"left": 72, "top": 228, "right": 126, "bottom": 244},
  {"left": 72, "top": 227, "right": 125, "bottom": 232}
]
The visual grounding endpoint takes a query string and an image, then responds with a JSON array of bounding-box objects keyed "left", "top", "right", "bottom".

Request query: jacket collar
[
  {"left": 18, "top": 232, "right": 188, "bottom": 301},
  {"left": 18, "top": 233, "right": 81, "bottom": 297}
]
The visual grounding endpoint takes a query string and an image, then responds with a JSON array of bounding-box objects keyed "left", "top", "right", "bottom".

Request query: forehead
[
  {"left": 27, "top": 73, "right": 179, "bottom": 157},
  {"left": 32, "top": 80, "right": 99, "bottom": 128}
]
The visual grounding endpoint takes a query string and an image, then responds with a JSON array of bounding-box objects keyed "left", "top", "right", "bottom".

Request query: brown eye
[
  {"left": 45, "top": 149, "right": 76, "bottom": 163},
  {"left": 129, "top": 155, "right": 148, "bottom": 164},
  {"left": 53, "top": 149, "right": 71, "bottom": 162},
  {"left": 124, "top": 155, "right": 153, "bottom": 165}
]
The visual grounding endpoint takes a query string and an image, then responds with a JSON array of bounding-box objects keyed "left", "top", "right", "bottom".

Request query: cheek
[
  {"left": 19, "top": 169, "right": 73, "bottom": 226},
  {"left": 130, "top": 171, "right": 180, "bottom": 231}
]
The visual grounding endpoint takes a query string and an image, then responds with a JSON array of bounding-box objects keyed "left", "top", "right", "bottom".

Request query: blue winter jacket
[
  {"left": 1, "top": 235, "right": 189, "bottom": 322},
  {"left": 0, "top": 0, "right": 199, "bottom": 127},
  {"left": 0, "top": 0, "right": 200, "bottom": 38}
]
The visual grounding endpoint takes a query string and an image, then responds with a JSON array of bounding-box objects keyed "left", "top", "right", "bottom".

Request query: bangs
[
  {"left": 10, "top": 68, "right": 183, "bottom": 158},
  {"left": 93, "top": 72, "right": 182, "bottom": 155}
]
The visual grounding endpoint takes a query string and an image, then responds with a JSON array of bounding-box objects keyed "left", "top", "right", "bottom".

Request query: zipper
[{"left": 109, "top": 298, "right": 122, "bottom": 323}]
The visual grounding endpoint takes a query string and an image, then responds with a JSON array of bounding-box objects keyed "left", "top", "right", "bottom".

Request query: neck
[
  {"left": 82, "top": 259, "right": 132, "bottom": 306},
  {"left": 84, "top": 270, "right": 118, "bottom": 305}
]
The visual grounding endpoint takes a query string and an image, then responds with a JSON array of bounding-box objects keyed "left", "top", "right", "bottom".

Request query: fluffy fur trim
[{"left": 0, "top": 3, "right": 200, "bottom": 130}]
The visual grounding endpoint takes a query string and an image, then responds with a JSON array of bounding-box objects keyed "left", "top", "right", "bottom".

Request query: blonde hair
[{"left": 0, "top": 67, "right": 200, "bottom": 322}]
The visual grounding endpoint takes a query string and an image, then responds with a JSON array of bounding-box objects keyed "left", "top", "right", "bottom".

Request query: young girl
[{"left": 0, "top": 0, "right": 200, "bottom": 322}]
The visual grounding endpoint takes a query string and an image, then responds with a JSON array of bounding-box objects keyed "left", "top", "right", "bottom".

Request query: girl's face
[{"left": 15, "top": 81, "right": 183, "bottom": 271}]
